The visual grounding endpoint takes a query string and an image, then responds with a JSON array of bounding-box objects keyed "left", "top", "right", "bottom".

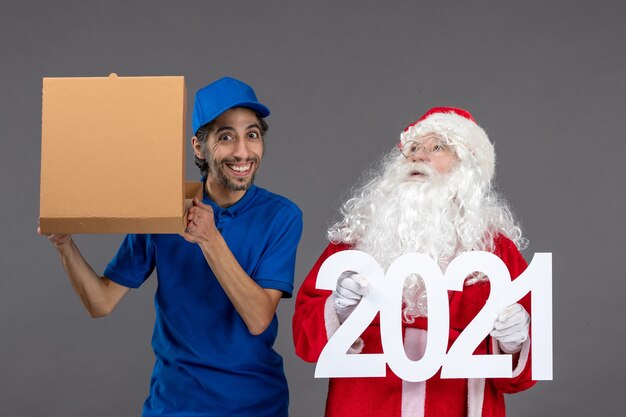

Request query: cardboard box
[{"left": 40, "top": 73, "right": 199, "bottom": 234}]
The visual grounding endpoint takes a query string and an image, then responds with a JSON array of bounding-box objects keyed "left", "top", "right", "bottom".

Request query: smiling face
[{"left": 193, "top": 107, "right": 264, "bottom": 193}]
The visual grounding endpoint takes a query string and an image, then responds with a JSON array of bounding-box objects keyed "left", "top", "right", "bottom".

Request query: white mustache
[{"left": 398, "top": 162, "right": 437, "bottom": 178}]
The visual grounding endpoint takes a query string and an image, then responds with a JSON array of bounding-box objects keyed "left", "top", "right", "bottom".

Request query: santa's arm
[
  {"left": 489, "top": 235, "right": 536, "bottom": 393},
  {"left": 293, "top": 242, "right": 349, "bottom": 362}
]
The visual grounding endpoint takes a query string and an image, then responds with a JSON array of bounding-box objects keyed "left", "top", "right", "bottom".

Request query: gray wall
[{"left": 2, "top": 1, "right": 625, "bottom": 416}]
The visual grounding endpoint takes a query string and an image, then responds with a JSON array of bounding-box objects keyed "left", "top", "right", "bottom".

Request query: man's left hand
[
  {"left": 490, "top": 303, "right": 530, "bottom": 354},
  {"left": 181, "top": 198, "right": 218, "bottom": 244}
]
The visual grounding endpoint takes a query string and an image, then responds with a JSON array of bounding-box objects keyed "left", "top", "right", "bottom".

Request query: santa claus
[{"left": 293, "top": 107, "right": 535, "bottom": 417}]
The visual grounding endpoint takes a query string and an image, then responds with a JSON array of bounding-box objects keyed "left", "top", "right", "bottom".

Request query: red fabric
[
  {"left": 403, "top": 106, "right": 477, "bottom": 132},
  {"left": 293, "top": 236, "right": 536, "bottom": 417}
]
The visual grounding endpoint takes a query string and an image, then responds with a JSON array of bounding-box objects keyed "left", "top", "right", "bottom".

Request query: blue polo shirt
[{"left": 104, "top": 184, "right": 302, "bottom": 417}]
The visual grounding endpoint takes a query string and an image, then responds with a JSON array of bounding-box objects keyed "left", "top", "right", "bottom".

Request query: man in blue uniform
[{"left": 40, "top": 77, "right": 303, "bottom": 416}]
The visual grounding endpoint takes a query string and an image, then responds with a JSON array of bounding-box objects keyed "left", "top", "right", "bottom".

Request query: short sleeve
[
  {"left": 254, "top": 207, "right": 303, "bottom": 298},
  {"left": 103, "top": 234, "right": 156, "bottom": 289}
]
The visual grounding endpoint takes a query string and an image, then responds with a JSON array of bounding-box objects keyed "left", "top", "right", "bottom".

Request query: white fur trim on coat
[
  {"left": 491, "top": 336, "right": 531, "bottom": 378},
  {"left": 323, "top": 296, "right": 364, "bottom": 354},
  {"left": 468, "top": 378, "right": 486, "bottom": 417},
  {"left": 401, "top": 328, "right": 427, "bottom": 417}
]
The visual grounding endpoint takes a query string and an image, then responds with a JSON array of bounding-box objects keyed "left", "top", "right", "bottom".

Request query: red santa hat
[{"left": 400, "top": 106, "right": 495, "bottom": 180}]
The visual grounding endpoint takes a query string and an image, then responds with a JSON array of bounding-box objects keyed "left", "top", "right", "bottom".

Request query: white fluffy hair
[{"left": 327, "top": 142, "right": 526, "bottom": 322}]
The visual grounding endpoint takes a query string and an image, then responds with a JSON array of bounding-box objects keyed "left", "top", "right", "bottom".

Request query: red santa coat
[{"left": 293, "top": 235, "right": 536, "bottom": 417}]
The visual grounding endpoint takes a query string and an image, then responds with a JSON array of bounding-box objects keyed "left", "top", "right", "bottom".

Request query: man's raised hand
[{"left": 181, "top": 198, "right": 218, "bottom": 244}]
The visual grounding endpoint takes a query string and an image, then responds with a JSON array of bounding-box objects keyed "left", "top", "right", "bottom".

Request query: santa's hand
[
  {"left": 333, "top": 271, "right": 370, "bottom": 323},
  {"left": 490, "top": 303, "right": 530, "bottom": 353}
]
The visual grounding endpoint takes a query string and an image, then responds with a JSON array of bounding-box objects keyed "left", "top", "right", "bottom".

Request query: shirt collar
[{"left": 201, "top": 175, "right": 258, "bottom": 217}]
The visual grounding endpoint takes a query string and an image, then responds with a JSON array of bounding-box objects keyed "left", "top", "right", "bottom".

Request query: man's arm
[
  {"left": 200, "top": 236, "right": 283, "bottom": 335},
  {"left": 39, "top": 228, "right": 130, "bottom": 318},
  {"left": 181, "top": 199, "right": 284, "bottom": 335}
]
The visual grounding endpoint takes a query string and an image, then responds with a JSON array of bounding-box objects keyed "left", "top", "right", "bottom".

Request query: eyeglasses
[{"left": 397, "top": 136, "right": 452, "bottom": 158}]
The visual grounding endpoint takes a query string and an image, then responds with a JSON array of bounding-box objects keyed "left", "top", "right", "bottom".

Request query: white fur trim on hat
[{"left": 400, "top": 110, "right": 496, "bottom": 180}]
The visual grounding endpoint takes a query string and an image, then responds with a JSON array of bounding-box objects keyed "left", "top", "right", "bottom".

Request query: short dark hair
[{"left": 194, "top": 109, "right": 269, "bottom": 178}]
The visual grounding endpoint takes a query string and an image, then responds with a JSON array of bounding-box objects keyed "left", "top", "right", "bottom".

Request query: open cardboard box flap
[{"left": 39, "top": 74, "right": 198, "bottom": 234}]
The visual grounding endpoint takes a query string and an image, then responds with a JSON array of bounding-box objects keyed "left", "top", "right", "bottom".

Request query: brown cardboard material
[{"left": 40, "top": 74, "right": 196, "bottom": 234}]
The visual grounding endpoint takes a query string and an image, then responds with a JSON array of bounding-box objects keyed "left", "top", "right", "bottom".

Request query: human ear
[{"left": 191, "top": 136, "right": 205, "bottom": 159}]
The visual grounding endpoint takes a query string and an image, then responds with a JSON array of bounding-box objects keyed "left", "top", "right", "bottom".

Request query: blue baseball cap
[{"left": 192, "top": 77, "right": 270, "bottom": 134}]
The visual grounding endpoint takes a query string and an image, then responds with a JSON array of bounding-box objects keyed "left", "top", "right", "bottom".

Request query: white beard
[
  {"left": 353, "top": 162, "right": 462, "bottom": 270},
  {"left": 328, "top": 151, "right": 525, "bottom": 320}
]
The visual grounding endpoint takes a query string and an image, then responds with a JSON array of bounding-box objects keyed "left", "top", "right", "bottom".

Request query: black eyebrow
[
  {"left": 214, "top": 123, "right": 261, "bottom": 134},
  {"left": 215, "top": 126, "right": 234, "bottom": 134}
]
